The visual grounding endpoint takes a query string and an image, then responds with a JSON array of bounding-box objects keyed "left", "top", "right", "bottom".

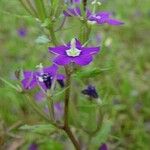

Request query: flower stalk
[{"left": 63, "top": 66, "right": 81, "bottom": 150}]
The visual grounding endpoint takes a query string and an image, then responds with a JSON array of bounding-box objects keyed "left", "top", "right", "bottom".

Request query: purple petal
[
  {"left": 35, "top": 91, "right": 45, "bottom": 102},
  {"left": 107, "top": 18, "right": 124, "bottom": 25},
  {"left": 57, "top": 74, "right": 65, "bottom": 80},
  {"left": 86, "top": 9, "right": 92, "bottom": 18},
  {"left": 53, "top": 55, "right": 71, "bottom": 66},
  {"left": 48, "top": 45, "right": 68, "bottom": 55},
  {"left": 54, "top": 102, "right": 64, "bottom": 121},
  {"left": 75, "top": 38, "right": 82, "bottom": 48},
  {"left": 22, "top": 71, "right": 37, "bottom": 89},
  {"left": 23, "top": 71, "right": 33, "bottom": 78},
  {"left": 73, "top": 55, "right": 93, "bottom": 66},
  {"left": 99, "top": 144, "right": 108, "bottom": 150},
  {"left": 81, "top": 47, "right": 100, "bottom": 55},
  {"left": 43, "top": 64, "right": 58, "bottom": 76},
  {"left": 22, "top": 78, "right": 37, "bottom": 90},
  {"left": 28, "top": 143, "right": 38, "bottom": 150},
  {"left": 96, "top": 11, "right": 111, "bottom": 18}
]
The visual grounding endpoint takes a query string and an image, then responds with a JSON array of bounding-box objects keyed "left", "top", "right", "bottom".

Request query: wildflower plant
[{"left": 1, "top": 0, "right": 124, "bottom": 149}]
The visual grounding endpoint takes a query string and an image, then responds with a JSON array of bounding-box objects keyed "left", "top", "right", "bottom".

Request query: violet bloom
[
  {"left": 82, "top": 85, "right": 99, "bottom": 99},
  {"left": 17, "top": 27, "right": 27, "bottom": 37},
  {"left": 99, "top": 143, "right": 108, "bottom": 150},
  {"left": 64, "top": 7, "right": 124, "bottom": 26},
  {"left": 21, "top": 64, "right": 64, "bottom": 90},
  {"left": 49, "top": 38, "right": 100, "bottom": 66},
  {"left": 28, "top": 143, "right": 38, "bottom": 150}
]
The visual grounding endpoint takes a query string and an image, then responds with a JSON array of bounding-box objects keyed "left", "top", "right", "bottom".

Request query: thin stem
[
  {"left": 83, "top": 0, "right": 87, "bottom": 11},
  {"left": 25, "top": 94, "right": 58, "bottom": 127},
  {"left": 48, "top": 96, "right": 55, "bottom": 120},
  {"left": 63, "top": 66, "right": 81, "bottom": 150},
  {"left": 64, "top": 67, "right": 71, "bottom": 127},
  {"left": 64, "top": 127, "right": 81, "bottom": 150},
  {"left": 19, "top": 0, "right": 34, "bottom": 16},
  {"left": 49, "top": 24, "right": 58, "bottom": 45},
  {"left": 26, "top": 0, "right": 38, "bottom": 17}
]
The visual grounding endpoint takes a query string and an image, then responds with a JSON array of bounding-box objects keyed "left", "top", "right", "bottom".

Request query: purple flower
[
  {"left": 21, "top": 64, "right": 64, "bottom": 90},
  {"left": 17, "top": 27, "right": 27, "bottom": 37},
  {"left": 82, "top": 85, "right": 99, "bottom": 99},
  {"left": 35, "top": 90, "right": 46, "bottom": 102},
  {"left": 99, "top": 143, "right": 108, "bottom": 150},
  {"left": 49, "top": 38, "right": 100, "bottom": 66},
  {"left": 28, "top": 143, "right": 38, "bottom": 150},
  {"left": 87, "top": 11, "right": 124, "bottom": 26},
  {"left": 64, "top": 8, "right": 124, "bottom": 26}
]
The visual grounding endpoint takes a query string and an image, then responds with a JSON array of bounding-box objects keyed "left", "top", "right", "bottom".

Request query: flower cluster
[
  {"left": 18, "top": 1, "right": 124, "bottom": 149},
  {"left": 20, "top": 1, "right": 124, "bottom": 111}
]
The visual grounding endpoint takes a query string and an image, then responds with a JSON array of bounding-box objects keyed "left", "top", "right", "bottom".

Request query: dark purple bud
[
  {"left": 28, "top": 143, "right": 38, "bottom": 150},
  {"left": 17, "top": 27, "right": 27, "bottom": 37},
  {"left": 99, "top": 143, "right": 108, "bottom": 150},
  {"left": 41, "top": 73, "right": 52, "bottom": 89},
  {"left": 82, "top": 85, "right": 99, "bottom": 99},
  {"left": 57, "top": 79, "right": 65, "bottom": 88}
]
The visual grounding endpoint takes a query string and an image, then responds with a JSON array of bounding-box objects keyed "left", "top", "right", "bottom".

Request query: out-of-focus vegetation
[{"left": 0, "top": 0, "right": 150, "bottom": 149}]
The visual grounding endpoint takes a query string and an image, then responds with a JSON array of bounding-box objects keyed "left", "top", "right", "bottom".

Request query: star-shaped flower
[{"left": 48, "top": 38, "right": 100, "bottom": 66}]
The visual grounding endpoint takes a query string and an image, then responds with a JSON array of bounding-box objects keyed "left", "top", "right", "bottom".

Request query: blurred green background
[{"left": 0, "top": 0, "right": 150, "bottom": 149}]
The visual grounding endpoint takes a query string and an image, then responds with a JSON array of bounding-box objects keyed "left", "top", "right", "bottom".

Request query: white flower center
[
  {"left": 66, "top": 38, "right": 81, "bottom": 57},
  {"left": 93, "top": 15, "right": 101, "bottom": 19}
]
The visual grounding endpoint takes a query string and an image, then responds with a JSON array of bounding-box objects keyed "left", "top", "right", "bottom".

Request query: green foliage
[{"left": 20, "top": 124, "right": 56, "bottom": 135}]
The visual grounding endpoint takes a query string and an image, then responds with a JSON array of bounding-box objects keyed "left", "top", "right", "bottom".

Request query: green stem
[
  {"left": 49, "top": 24, "right": 58, "bottom": 45},
  {"left": 25, "top": 95, "right": 57, "bottom": 127},
  {"left": 19, "top": 0, "right": 34, "bottom": 16},
  {"left": 63, "top": 66, "right": 81, "bottom": 150},
  {"left": 83, "top": 0, "right": 87, "bottom": 11},
  {"left": 47, "top": 96, "right": 55, "bottom": 121},
  {"left": 64, "top": 66, "right": 71, "bottom": 127},
  {"left": 26, "top": 0, "right": 38, "bottom": 17},
  {"left": 34, "top": 0, "right": 47, "bottom": 21}
]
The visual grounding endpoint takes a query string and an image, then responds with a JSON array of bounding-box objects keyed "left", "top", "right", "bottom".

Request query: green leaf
[
  {"left": 34, "top": 0, "right": 47, "bottom": 21},
  {"left": 0, "top": 77, "right": 18, "bottom": 91},
  {"left": 35, "top": 35, "right": 50, "bottom": 44},
  {"left": 91, "top": 120, "right": 113, "bottom": 147},
  {"left": 74, "top": 67, "right": 111, "bottom": 79},
  {"left": 20, "top": 124, "right": 56, "bottom": 135},
  {"left": 41, "top": 18, "right": 51, "bottom": 27}
]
